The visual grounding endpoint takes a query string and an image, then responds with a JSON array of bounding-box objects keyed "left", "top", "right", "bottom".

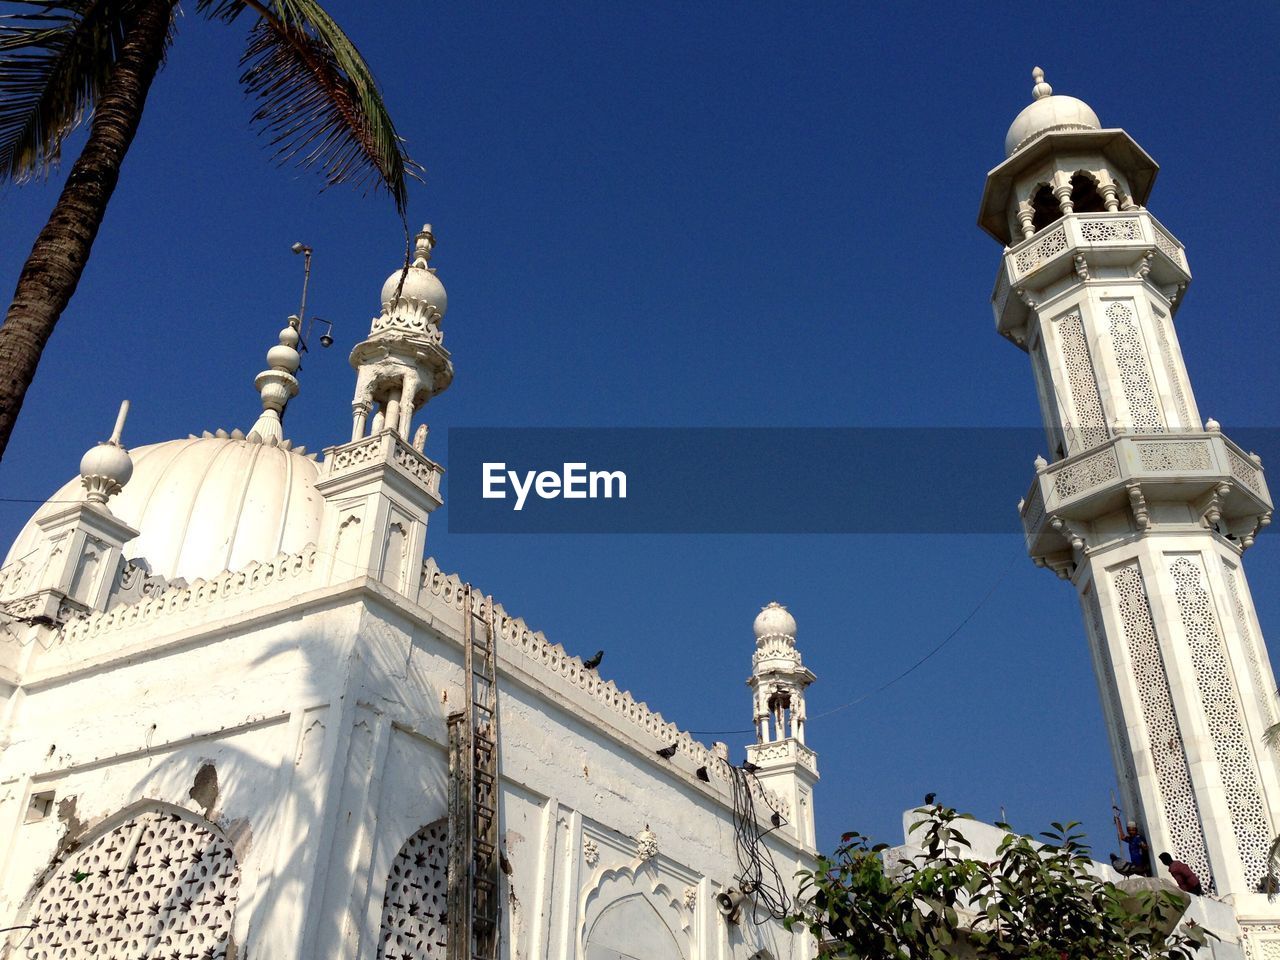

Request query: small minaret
[
  {"left": 315, "top": 227, "right": 450, "bottom": 599},
  {"left": 2, "top": 402, "right": 139, "bottom": 627},
  {"left": 982, "top": 68, "right": 1280, "bottom": 917},
  {"left": 745, "top": 602, "right": 818, "bottom": 846}
]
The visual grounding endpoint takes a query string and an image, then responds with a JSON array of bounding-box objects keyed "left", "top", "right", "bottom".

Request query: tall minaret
[
  {"left": 982, "top": 69, "right": 1280, "bottom": 917},
  {"left": 746, "top": 602, "right": 818, "bottom": 847}
]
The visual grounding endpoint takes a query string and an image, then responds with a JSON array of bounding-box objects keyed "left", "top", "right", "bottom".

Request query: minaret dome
[{"left": 1004, "top": 67, "right": 1101, "bottom": 157}]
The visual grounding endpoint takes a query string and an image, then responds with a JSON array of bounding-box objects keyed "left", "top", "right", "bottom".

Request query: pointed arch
[
  {"left": 586, "top": 894, "right": 684, "bottom": 960},
  {"left": 579, "top": 861, "right": 690, "bottom": 960},
  {"left": 20, "top": 801, "right": 240, "bottom": 959},
  {"left": 377, "top": 818, "right": 449, "bottom": 959}
]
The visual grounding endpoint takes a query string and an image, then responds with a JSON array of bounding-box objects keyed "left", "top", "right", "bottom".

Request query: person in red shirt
[{"left": 1158, "top": 852, "right": 1204, "bottom": 895}]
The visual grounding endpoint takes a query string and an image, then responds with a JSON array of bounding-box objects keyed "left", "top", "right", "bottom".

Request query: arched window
[
  {"left": 585, "top": 894, "right": 685, "bottom": 960},
  {"left": 22, "top": 806, "right": 240, "bottom": 959},
  {"left": 378, "top": 819, "right": 449, "bottom": 959},
  {"left": 1030, "top": 183, "right": 1062, "bottom": 232},
  {"left": 1070, "top": 172, "right": 1107, "bottom": 214}
]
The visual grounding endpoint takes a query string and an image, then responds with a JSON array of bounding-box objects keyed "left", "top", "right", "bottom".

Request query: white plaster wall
[{"left": 0, "top": 571, "right": 815, "bottom": 960}]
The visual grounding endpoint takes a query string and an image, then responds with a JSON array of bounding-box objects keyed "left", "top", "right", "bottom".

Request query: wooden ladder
[{"left": 447, "top": 585, "right": 502, "bottom": 960}]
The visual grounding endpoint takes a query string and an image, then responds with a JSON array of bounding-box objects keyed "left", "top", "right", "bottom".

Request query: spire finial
[
  {"left": 1031, "top": 66, "right": 1053, "bottom": 101},
  {"left": 80, "top": 400, "right": 134, "bottom": 506},
  {"left": 248, "top": 317, "right": 302, "bottom": 443},
  {"left": 413, "top": 224, "right": 435, "bottom": 267}
]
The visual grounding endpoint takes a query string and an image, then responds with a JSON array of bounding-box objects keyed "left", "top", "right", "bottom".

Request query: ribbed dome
[
  {"left": 5, "top": 435, "right": 323, "bottom": 583},
  {"left": 1004, "top": 67, "right": 1100, "bottom": 157}
]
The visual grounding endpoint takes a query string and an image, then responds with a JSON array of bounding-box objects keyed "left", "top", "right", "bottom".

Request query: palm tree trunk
[{"left": 0, "top": 0, "right": 177, "bottom": 462}]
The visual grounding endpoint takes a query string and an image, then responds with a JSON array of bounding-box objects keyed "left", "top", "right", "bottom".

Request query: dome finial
[
  {"left": 248, "top": 317, "right": 302, "bottom": 443},
  {"left": 413, "top": 224, "right": 435, "bottom": 267},
  {"left": 1031, "top": 66, "right": 1053, "bottom": 101},
  {"left": 80, "top": 400, "right": 134, "bottom": 506}
]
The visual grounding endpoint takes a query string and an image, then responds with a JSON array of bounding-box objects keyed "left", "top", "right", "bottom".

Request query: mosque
[{"left": 0, "top": 66, "right": 1276, "bottom": 960}]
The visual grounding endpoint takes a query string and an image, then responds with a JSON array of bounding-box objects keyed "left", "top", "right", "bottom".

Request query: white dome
[
  {"left": 753, "top": 601, "right": 796, "bottom": 640},
  {"left": 380, "top": 264, "right": 447, "bottom": 317},
  {"left": 1003, "top": 68, "right": 1100, "bottom": 157},
  {"left": 6, "top": 435, "right": 323, "bottom": 583},
  {"left": 1005, "top": 94, "right": 1100, "bottom": 156}
]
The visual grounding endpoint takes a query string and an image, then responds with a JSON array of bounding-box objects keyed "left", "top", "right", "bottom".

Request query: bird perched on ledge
[
  {"left": 583, "top": 650, "right": 603, "bottom": 670},
  {"left": 656, "top": 743, "right": 678, "bottom": 759}
]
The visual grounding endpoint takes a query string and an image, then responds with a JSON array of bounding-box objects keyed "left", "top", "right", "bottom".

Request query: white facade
[
  {"left": 985, "top": 69, "right": 1280, "bottom": 953},
  {"left": 0, "top": 231, "right": 818, "bottom": 959}
]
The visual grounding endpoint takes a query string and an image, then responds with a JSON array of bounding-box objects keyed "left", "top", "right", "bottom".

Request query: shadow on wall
[{"left": 1, "top": 603, "right": 456, "bottom": 959}]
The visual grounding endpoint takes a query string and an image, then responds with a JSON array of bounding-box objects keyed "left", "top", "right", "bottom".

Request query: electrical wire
[{"left": 728, "top": 765, "right": 792, "bottom": 923}]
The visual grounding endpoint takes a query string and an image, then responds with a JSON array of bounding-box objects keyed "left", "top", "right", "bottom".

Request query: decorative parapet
[
  {"left": 1005, "top": 211, "right": 1189, "bottom": 283},
  {"left": 1019, "top": 433, "right": 1272, "bottom": 562},
  {"left": 745, "top": 738, "right": 819, "bottom": 777},
  {"left": 992, "top": 210, "right": 1191, "bottom": 345},
  {"left": 57, "top": 546, "right": 320, "bottom": 646},
  {"left": 419, "top": 558, "right": 792, "bottom": 817},
  {"left": 370, "top": 304, "right": 444, "bottom": 343},
  {"left": 322, "top": 431, "right": 443, "bottom": 500}
]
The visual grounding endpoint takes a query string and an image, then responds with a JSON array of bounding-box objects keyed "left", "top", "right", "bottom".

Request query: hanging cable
[{"left": 727, "top": 765, "right": 792, "bottom": 923}]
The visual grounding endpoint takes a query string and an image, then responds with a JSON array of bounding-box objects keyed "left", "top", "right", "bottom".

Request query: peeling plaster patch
[
  {"left": 189, "top": 762, "right": 219, "bottom": 817},
  {"left": 55, "top": 795, "right": 85, "bottom": 853}
]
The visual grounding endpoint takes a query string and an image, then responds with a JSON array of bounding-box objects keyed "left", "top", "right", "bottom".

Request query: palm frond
[
  {"left": 193, "top": 0, "right": 246, "bottom": 25},
  {"left": 236, "top": 0, "right": 419, "bottom": 218},
  {"left": 0, "top": 0, "right": 137, "bottom": 181},
  {"left": 1264, "top": 714, "right": 1280, "bottom": 750}
]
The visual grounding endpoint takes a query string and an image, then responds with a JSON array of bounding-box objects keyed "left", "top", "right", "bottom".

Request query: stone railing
[
  {"left": 324, "top": 432, "right": 443, "bottom": 499},
  {"left": 1004, "top": 211, "right": 1189, "bottom": 284},
  {"left": 747, "top": 738, "right": 818, "bottom": 776},
  {"left": 1020, "top": 433, "right": 1270, "bottom": 532},
  {"left": 1150, "top": 217, "right": 1188, "bottom": 271},
  {"left": 420, "top": 558, "right": 791, "bottom": 817},
  {"left": 58, "top": 546, "right": 321, "bottom": 645}
]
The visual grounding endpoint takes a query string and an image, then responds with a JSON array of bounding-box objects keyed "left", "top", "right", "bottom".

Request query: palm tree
[{"left": 0, "top": 0, "right": 418, "bottom": 460}]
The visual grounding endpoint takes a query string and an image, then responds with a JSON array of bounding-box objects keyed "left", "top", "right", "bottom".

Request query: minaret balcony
[
  {"left": 745, "top": 738, "right": 818, "bottom": 776},
  {"left": 1019, "top": 432, "right": 1272, "bottom": 564},
  {"left": 992, "top": 210, "right": 1191, "bottom": 347},
  {"left": 321, "top": 430, "right": 444, "bottom": 504}
]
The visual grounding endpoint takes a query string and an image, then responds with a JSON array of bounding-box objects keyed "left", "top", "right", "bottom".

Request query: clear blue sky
[{"left": 2, "top": 1, "right": 1278, "bottom": 856}]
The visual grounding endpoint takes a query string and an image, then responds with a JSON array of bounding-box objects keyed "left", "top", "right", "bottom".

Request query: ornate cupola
[
  {"left": 314, "top": 227, "right": 449, "bottom": 600},
  {"left": 982, "top": 68, "right": 1280, "bottom": 927},
  {"left": 348, "top": 224, "right": 454, "bottom": 443},
  {"left": 745, "top": 602, "right": 818, "bottom": 847}
]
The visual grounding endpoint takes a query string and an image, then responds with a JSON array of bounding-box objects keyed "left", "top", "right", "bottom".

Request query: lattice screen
[
  {"left": 1150, "top": 307, "right": 1191, "bottom": 429},
  {"left": 1053, "top": 310, "right": 1108, "bottom": 451},
  {"left": 377, "top": 819, "right": 449, "bottom": 960},
  {"left": 23, "top": 808, "right": 240, "bottom": 959},
  {"left": 1107, "top": 302, "right": 1165, "bottom": 433},
  {"left": 1111, "top": 562, "right": 1214, "bottom": 888},
  {"left": 1083, "top": 584, "right": 1139, "bottom": 813},
  {"left": 1171, "top": 556, "right": 1272, "bottom": 891}
]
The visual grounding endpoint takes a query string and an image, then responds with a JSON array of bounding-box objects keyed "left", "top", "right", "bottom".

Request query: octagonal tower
[{"left": 981, "top": 69, "right": 1280, "bottom": 929}]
